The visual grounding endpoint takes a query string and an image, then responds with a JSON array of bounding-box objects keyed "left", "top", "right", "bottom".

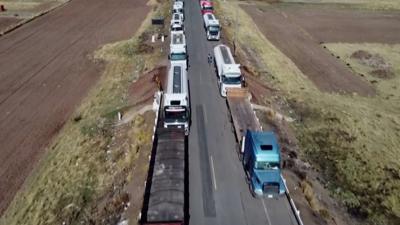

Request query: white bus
[{"left": 163, "top": 62, "right": 190, "bottom": 135}]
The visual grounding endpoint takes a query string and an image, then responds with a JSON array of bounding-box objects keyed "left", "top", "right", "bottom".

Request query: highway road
[{"left": 184, "top": 0, "right": 299, "bottom": 224}]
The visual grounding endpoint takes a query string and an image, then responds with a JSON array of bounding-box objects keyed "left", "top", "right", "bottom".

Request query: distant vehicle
[
  {"left": 171, "top": 13, "right": 184, "bottom": 26},
  {"left": 169, "top": 31, "right": 188, "bottom": 68},
  {"left": 163, "top": 62, "right": 190, "bottom": 135},
  {"left": 174, "top": 0, "right": 184, "bottom": 7},
  {"left": 173, "top": 2, "right": 184, "bottom": 19},
  {"left": 200, "top": 1, "right": 213, "bottom": 15},
  {"left": 203, "top": 13, "right": 220, "bottom": 40},
  {"left": 213, "top": 44, "right": 242, "bottom": 97},
  {"left": 171, "top": 22, "right": 184, "bottom": 32}
]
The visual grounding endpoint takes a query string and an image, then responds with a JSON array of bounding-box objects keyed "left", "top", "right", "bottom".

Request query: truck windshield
[
  {"left": 203, "top": 5, "right": 213, "bottom": 10},
  {"left": 165, "top": 107, "right": 187, "bottom": 123},
  {"left": 171, "top": 53, "right": 186, "bottom": 61},
  {"left": 209, "top": 26, "right": 219, "bottom": 31},
  {"left": 172, "top": 26, "right": 183, "bottom": 31},
  {"left": 173, "top": 9, "right": 183, "bottom": 13},
  {"left": 222, "top": 76, "right": 241, "bottom": 85},
  {"left": 255, "top": 161, "right": 280, "bottom": 170},
  {"left": 209, "top": 26, "right": 219, "bottom": 35}
]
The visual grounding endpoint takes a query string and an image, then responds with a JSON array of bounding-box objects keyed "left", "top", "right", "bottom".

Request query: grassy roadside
[
  {"left": 0, "top": 0, "right": 169, "bottom": 224},
  {"left": 216, "top": 1, "right": 400, "bottom": 224}
]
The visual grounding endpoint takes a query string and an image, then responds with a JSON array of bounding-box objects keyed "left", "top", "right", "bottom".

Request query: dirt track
[
  {"left": 242, "top": 4, "right": 400, "bottom": 95},
  {"left": 0, "top": 0, "right": 149, "bottom": 214}
]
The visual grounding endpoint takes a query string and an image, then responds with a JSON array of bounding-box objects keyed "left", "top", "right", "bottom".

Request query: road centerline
[
  {"left": 261, "top": 199, "right": 272, "bottom": 225},
  {"left": 210, "top": 155, "right": 218, "bottom": 191}
]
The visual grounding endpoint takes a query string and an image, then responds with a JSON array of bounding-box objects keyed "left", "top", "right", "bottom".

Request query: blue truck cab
[{"left": 242, "top": 130, "right": 285, "bottom": 197}]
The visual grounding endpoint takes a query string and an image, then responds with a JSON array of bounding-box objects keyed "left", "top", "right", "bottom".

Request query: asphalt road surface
[{"left": 185, "top": 0, "right": 299, "bottom": 224}]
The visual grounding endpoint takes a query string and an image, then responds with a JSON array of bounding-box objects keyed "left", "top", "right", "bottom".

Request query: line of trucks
[{"left": 140, "top": 0, "right": 303, "bottom": 224}]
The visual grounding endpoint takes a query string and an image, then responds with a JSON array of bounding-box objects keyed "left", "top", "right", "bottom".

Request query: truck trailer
[
  {"left": 213, "top": 44, "right": 242, "bottom": 97},
  {"left": 140, "top": 128, "right": 186, "bottom": 225},
  {"left": 203, "top": 13, "right": 220, "bottom": 41}
]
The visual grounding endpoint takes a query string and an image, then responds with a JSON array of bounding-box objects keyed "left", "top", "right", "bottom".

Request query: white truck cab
[
  {"left": 171, "top": 13, "right": 184, "bottom": 26},
  {"left": 163, "top": 62, "right": 190, "bottom": 135},
  {"left": 203, "top": 13, "right": 220, "bottom": 40},
  {"left": 173, "top": 2, "right": 184, "bottom": 19},
  {"left": 171, "top": 23, "right": 184, "bottom": 32},
  {"left": 213, "top": 44, "right": 242, "bottom": 97},
  {"left": 169, "top": 31, "right": 187, "bottom": 68},
  {"left": 174, "top": 0, "right": 184, "bottom": 7}
]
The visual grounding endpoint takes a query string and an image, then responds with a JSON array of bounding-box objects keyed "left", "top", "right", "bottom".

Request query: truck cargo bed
[
  {"left": 226, "top": 88, "right": 262, "bottom": 142},
  {"left": 142, "top": 128, "right": 186, "bottom": 224}
]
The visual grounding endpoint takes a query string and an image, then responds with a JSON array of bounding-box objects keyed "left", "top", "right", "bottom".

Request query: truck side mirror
[{"left": 168, "top": 55, "right": 170, "bottom": 60}]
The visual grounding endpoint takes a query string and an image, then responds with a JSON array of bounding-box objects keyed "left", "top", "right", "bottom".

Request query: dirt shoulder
[{"left": 0, "top": 0, "right": 150, "bottom": 216}]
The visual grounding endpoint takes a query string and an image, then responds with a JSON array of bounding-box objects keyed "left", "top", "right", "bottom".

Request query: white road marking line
[
  {"left": 261, "top": 199, "right": 272, "bottom": 225},
  {"left": 210, "top": 155, "right": 218, "bottom": 190}
]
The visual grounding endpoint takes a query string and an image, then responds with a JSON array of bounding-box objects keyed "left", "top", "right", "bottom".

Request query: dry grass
[
  {"left": 0, "top": 1, "right": 168, "bottom": 225},
  {"left": 217, "top": 1, "right": 400, "bottom": 224},
  {"left": 0, "top": 0, "right": 66, "bottom": 11}
]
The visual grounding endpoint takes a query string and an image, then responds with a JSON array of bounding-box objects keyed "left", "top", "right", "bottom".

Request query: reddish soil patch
[
  {"left": 370, "top": 68, "right": 394, "bottom": 79},
  {"left": 241, "top": 65, "right": 275, "bottom": 104},
  {"left": 128, "top": 66, "right": 167, "bottom": 107},
  {"left": 0, "top": 0, "right": 149, "bottom": 215},
  {"left": 241, "top": 4, "right": 387, "bottom": 96},
  {"left": 0, "top": 17, "right": 22, "bottom": 32},
  {"left": 351, "top": 50, "right": 394, "bottom": 79},
  {"left": 281, "top": 7, "right": 400, "bottom": 44}
]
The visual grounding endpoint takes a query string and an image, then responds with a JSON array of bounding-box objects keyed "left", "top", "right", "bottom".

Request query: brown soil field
[
  {"left": 242, "top": 4, "right": 400, "bottom": 95},
  {"left": 0, "top": 0, "right": 149, "bottom": 215}
]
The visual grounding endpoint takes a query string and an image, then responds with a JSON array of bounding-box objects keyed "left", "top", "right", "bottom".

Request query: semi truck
[
  {"left": 203, "top": 13, "right": 220, "bottom": 40},
  {"left": 200, "top": 1, "right": 213, "bottom": 15},
  {"left": 162, "top": 62, "right": 190, "bottom": 135},
  {"left": 140, "top": 128, "right": 187, "bottom": 225},
  {"left": 169, "top": 31, "right": 188, "bottom": 68},
  {"left": 226, "top": 88, "right": 285, "bottom": 196},
  {"left": 226, "top": 88, "right": 304, "bottom": 224},
  {"left": 213, "top": 44, "right": 242, "bottom": 97}
]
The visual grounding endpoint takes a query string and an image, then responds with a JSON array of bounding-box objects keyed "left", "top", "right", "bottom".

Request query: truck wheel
[{"left": 249, "top": 183, "right": 259, "bottom": 198}]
